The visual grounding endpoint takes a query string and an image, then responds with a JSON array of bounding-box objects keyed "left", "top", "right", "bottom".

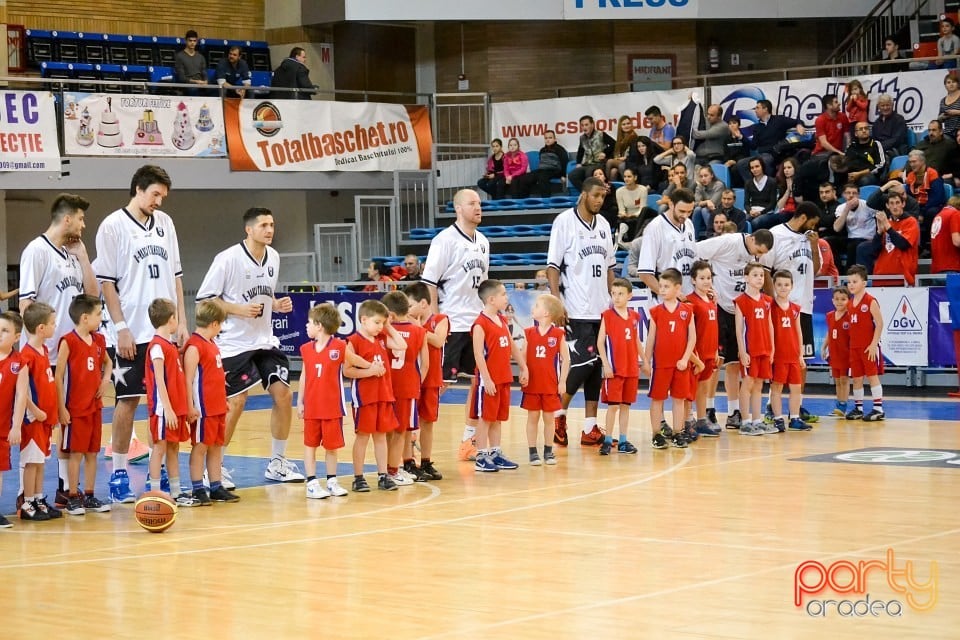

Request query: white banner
[
  {"left": 873, "top": 286, "right": 928, "bottom": 367},
  {"left": 490, "top": 88, "right": 700, "bottom": 157},
  {"left": 563, "top": 0, "right": 698, "bottom": 19},
  {"left": 224, "top": 99, "right": 433, "bottom": 172},
  {"left": 0, "top": 91, "right": 61, "bottom": 172},
  {"left": 711, "top": 69, "right": 944, "bottom": 136},
  {"left": 62, "top": 93, "right": 226, "bottom": 157}
]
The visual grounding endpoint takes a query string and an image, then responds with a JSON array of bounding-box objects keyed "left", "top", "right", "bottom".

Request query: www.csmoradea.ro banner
[{"left": 224, "top": 99, "right": 432, "bottom": 171}]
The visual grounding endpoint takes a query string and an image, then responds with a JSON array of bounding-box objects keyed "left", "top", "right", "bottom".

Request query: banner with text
[
  {"left": 62, "top": 93, "right": 226, "bottom": 157},
  {"left": 711, "top": 69, "right": 946, "bottom": 136},
  {"left": 490, "top": 88, "right": 699, "bottom": 155},
  {"left": 0, "top": 91, "right": 61, "bottom": 172},
  {"left": 224, "top": 99, "right": 433, "bottom": 172}
]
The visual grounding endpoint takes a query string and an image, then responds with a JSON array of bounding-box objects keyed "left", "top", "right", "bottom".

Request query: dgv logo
[{"left": 887, "top": 296, "right": 923, "bottom": 333}]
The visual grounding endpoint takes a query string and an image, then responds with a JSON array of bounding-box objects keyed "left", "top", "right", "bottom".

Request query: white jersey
[
  {"left": 93, "top": 208, "right": 182, "bottom": 345},
  {"left": 421, "top": 224, "right": 490, "bottom": 333},
  {"left": 19, "top": 235, "right": 88, "bottom": 363},
  {"left": 636, "top": 213, "right": 698, "bottom": 294},
  {"left": 546, "top": 208, "right": 615, "bottom": 321},
  {"left": 760, "top": 223, "right": 816, "bottom": 314},
  {"left": 196, "top": 242, "right": 281, "bottom": 359},
  {"left": 696, "top": 233, "right": 757, "bottom": 314}
]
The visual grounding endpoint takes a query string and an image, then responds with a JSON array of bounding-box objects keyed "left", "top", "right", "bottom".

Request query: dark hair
[
  {"left": 773, "top": 269, "right": 794, "bottom": 283},
  {"left": 841, "top": 182, "right": 858, "bottom": 192},
  {"left": 846, "top": 264, "right": 868, "bottom": 280},
  {"left": 819, "top": 182, "right": 837, "bottom": 190},
  {"left": 744, "top": 261, "right": 765, "bottom": 277},
  {"left": 477, "top": 279, "right": 504, "bottom": 302},
  {"left": 243, "top": 207, "right": 272, "bottom": 227},
  {"left": 0, "top": 310, "right": 23, "bottom": 335},
  {"left": 659, "top": 268, "right": 682, "bottom": 286},
  {"left": 129, "top": 164, "right": 171, "bottom": 197},
  {"left": 228, "top": 46, "right": 241, "bottom": 55},
  {"left": 750, "top": 228, "right": 774, "bottom": 250},
  {"left": 691, "top": 260, "right": 713, "bottom": 278},
  {"left": 381, "top": 290, "right": 411, "bottom": 315},
  {"left": 611, "top": 277, "right": 633, "bottom": 292},
  {"left": 582, "top": 176, "right": 606, "bottom": 193},
  {"left": 724, "top": 114, "right": 741, "bottom": 124},
  {"left": 369, "top": 260, "right": 390, "bottom": 278},
  {"left": 644, "top": 106, "right": 662, "bottom": 118},
  {"left": 51, "top": 193, "right": 90, "bottom": 221},
  {"left": 490, "top": 138, "right": 503, "bottom": 147},
  {"left": 671, "top": 188, "right": 695, "bottom": 206},
  {"left": 793, "top": 201, "right": 822, "bottom": 222},
  {"left": 634, "top": 135, "right": 656, "bottom": 162},
  {"left": 308, "top": 303, "right": 341, "bottom": 335},
  {"left": 832, "top": 285, "right": 851, "bottom": 298},
  {"left": 579, "top": 115, "right": 595, "bottom": 124},
  {"left": 756, "top": 99, "right": 773, "bottom": 113},
  {"left": 68, "top": 294, "right": 101, "bottom": 325},
  {"left": 821, "top": 94, "right": 838, "bottom": 110},
  {"left": 185, "top": 30, "right": 198, "bottom": 40},
  {"left": 544, "top": 129, "right": 556, "bottom": 136},
  {"left": 289, "top": 47, "right": 305, "bottom": 58},
  {"left": 23, "top": 301, "right": 55, "bottom": 333},
  {"left": 884, "top": 35, "right": 899, "bottom": 46},
  {"left": 148, "top": 298, "right": 176, "bottom": 329},
  {"left": 404, "top": 281, "right": 431, "bottom": 304}
]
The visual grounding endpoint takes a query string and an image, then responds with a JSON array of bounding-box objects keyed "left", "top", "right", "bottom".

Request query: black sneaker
[
  {"left": 82, "top": 494, "right": 111, "bottom": 513},
  {"left": 352, "top": 477, "right": 371, "bottom": 493},
  {"left": 193, "top": 488, "right": 213, "bottom": 506},
  {"left": 55, "top": 488, "right": 71, "bottom": 509},
  {"left": 725, "top": 410, "right": 742, "bottom": 429},
  {"left": 683, "top": 424, "right": 699, "bottom": 443},
  {"left": 377, "top": 475, "right": 398, "bottom": 491},
  {"left": 421, "top": 461, "right": 443, "bottom": 481},
  {"left": 20, "top": 500, "right": 50, "bottom": 521},
  {"left": 599, "top": 440, "right": 612, "bottom": 456},
  {"left": 659, "top": 421, "right": 674, "bottom": 438},
  {"left": 862, "top": 409, "right": 885, "bottom": 422},
  {"left": 651, "top": 433, "right": 668, "bottom": 450},
  {"left": 845, "top": 407, "right": 864, "bottom": 420},
  {"left": 0, "top": 513, "right": 12, "bottom": 528},
  {"left": 65, "top": 495, "right": 86, "bottom": 516},
  {"left": 36, "top": 497, "right": 62, "bottom": 519},
  {"left": 209, "top": 486, "right": 240, "bottom": 503},
  {"left": 706, "top": 408, "right": 718, "bottom": 426},
  {"left": 669, "top": 433, "right": 689, "bottom": 448},
  {"left": 403, "top": 460, "right": 429, "bottom": 482}
]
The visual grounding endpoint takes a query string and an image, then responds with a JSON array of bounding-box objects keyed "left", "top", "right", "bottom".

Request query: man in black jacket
[
  {"left": 271, "top": 47, "right": 315, "bottom": 99},
  {"left": 514, "top": 130, "right": 569, "bottom": 197},
  {"left": 735, "top": 99, "right": 805, "bottom": 182},
  {"left": 567, "top": 115, "right": 615, "bottom": 191}
]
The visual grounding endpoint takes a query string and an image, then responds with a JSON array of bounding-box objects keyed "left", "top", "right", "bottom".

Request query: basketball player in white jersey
[
  {"left": 637, "top": 187, "right": 698, "bottom": 296},
  {"left": 19, "top": 193, "right": 99, "bottom": 508},
  {"left": 94, "top": 165, "right": 187, "bottom": 503},
  {"left": 695, "top": 229, "right": 773, "bottom": 428},
  {"left": 196, "top": 207, "right": 300, "bottom": 485},
  {"left": 547, "top": 176, "right": 616, "bottom": 447},
  {"left": 421, "top": 188, "right": 490, "bottom": 460}
]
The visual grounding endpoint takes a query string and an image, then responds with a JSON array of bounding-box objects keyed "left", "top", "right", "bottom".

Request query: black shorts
[
  {"left": 108, "top": 344, "right": 148, "bottom": 399},
  {"left": 717, "top": 308, "right": 740, "bottom": 365},
  {"left": 442, "top": 331, "right": 477, "bottom": 382},
  {"left": 223, "top": 348, "right": 291, "bottom": 398},
  {"left": 800, "top": 312, "right": 814, "bottom": 359},
  {"left": 565, "top": 320, "right": 602, "bottom": 401}
]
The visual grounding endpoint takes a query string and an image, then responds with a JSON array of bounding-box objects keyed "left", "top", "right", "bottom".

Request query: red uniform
[
  {"left": 521, "top": 324, "right": 564, "bottom": 412},
  {"left": 825, "top": 310, "right": 851, "bottom": 379},
  {"left": 931, "top": 206, "right": 960, "bottom": 273},
  {"left": 186, "top": 332, "right": 229, "bottom": 447},
  {"left": 390, "top": 321, "right": 426, "bottom": 431},
  {"left": 648, "top": 301, "right": 694, "bottom": 401},
  {"left": 600, "top": 308, "right": 642, "bottom": 405},
  {"left": 687, "top": 292, "right": 718, "bottom": 381},
  {"left": 20, "top": 344, "right": 58, "bottom": 458},
  {"left": 848, "top": 291, "right": 884, "bottom": 377},
  {"left": 812, "top": 111, "right": 850, "bottom": 154},
  {"left": 60, "top": 331, "right": 107, "bottom": 454},
  {"left": 771, "top": 300, "right": 803, "bottom": 385},
  {"left": 873, "top": 215, "right": 920, "bottom": 286},
  {"left": 418, "top": 313, "right": 448, "bottom": 423},
  {"left": 470, "top": 312, "right": 513, "bottom": 422},
  {"left": 348, "top": 332, "right": 398, "bottom": 434},
  {"left": 0, "top": 352, "right": 23, "bottom": 471},
  {"left": 735, "top": 293, "right": 773, "bottom": 381},
  {"left": 300, "top": 336, "right": 347, "bottom": 449},
  {"left": 145, "top": 336, "right": 190, "bottom": 443}
]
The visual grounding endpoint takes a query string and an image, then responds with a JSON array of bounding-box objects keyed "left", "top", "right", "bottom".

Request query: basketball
[{"left": 134, "top": 491, "right": 178, "bottom": 533}]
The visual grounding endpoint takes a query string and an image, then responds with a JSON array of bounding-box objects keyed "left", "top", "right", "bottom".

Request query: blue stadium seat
[
  {"left": 906, "top": 129, "right": 917, "bottom": 149},
  {"left": 496, "top": 199, "right": 521, "bottom": 210},
  {"left": 888, "top": 155, "right": 908, "bottom": 176},
  {"left": 526, "top": 151, "right": 540, "bottom": 172},
  {"left": 734, "top": 188, "right": 745, "bottom": 210},
  {"left": 647, "top": 194, "right": 661, "bottom": 209},
  {"left": 945, "top": 183, "right": 955, "bottom": 200},
  {"left": 710, "top": 162, "right": 731, "bottom": 187},
  {"left": 611, "top": 181, "right": 625, "bottom": 190},
  {"left": 858, "top": 185, "right": 880, "bottom": 201}
]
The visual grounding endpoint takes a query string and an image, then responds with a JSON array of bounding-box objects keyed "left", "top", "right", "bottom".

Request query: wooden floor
[{"left": 1, "top": 391, "right": 957, "bottom": 639}]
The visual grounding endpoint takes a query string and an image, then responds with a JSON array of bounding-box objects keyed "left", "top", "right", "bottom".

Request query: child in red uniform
[
  {"left": 54, "top": 295, "right": 112, "bottom": 515},
  {"left": 18, "top": 302, "right": 61, "bottom": 521},
  {"left": 381, "top": 291, "right": 429, "bottom": 485},
  {"left": 345, "top": 299, "right": 406, "bottom": 492},
  {"left": 0, "top": 312, "right": 28, "bottom": 527},
  {"left": 769, "top": 271, "right": 811, "bottom": 433},
  {"left": 405, "top": 282, "right": 448, "bottom": 480},
  {"left": 822, "top": 286, "right": 852, "bottom": 417},
  {"left": 597, "top": 279, "right": 643, "bottom": 455},
  {"left": 522, "top": 293, "right": 569, "bottom": 465},
  {"left": 471, "top": 279, "right": 528, "bottom": 472},
  {"left": 642, "top": 269, "right": 697, "bottom": 450},
  {"left": 734, "top": 263, "right": 774, "bottom": 436},
  {"left": 145, "top": 298, "right": 196, "bottom": 507},
  {"left": 844, "top": 265, "right": 885, "bottom": 421},
  {"left": 296, "top": 303, "right": 352, "bottom": 500},
  {"left": 184, "top": 300, "right": 239, "bottom": 505},
  {"left": 687, "top": 261, "right": 722, "bottom": 438}
]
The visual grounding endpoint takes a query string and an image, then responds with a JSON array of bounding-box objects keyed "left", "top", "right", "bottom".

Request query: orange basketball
[{"left": 134, "top": 490, "right": 177, "bottom": 533}]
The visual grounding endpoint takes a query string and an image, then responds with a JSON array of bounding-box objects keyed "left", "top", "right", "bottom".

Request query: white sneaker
[
  {"left": 306, "top": 478, "right": 330, "bottom": 499},
  {"left": 389, "top": 472, "right": 413, "bottom": 486},
  {"left": 265, "top": 456, "right": 306, "bottom": 483},
  {"left": 220, "top": 465, "right": 236, "bottom": 490},
  {"left": 397, "top": 468, "right": 417, "bottom": 485},
  {"left": 326, "top": 478, "right": 348, "bottom": 497},
  {"left": 175, "top": 493, "right": 199, "bottom": 507}
]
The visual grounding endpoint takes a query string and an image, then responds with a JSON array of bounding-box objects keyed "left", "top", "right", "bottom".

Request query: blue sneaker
[
  {"left": 773, "top": 417, "right": 786, "bottom": 433},
  {"left": 694, "top": 418, "right": 721, "bottom": 438},
  {"left": 799, "top": 406, "right": 819, "bottom": 423},
  {"left": 108, "top": 469, "right": 136, "bottom": 504},
  {"left": 789, "top": 417, "right": 812, "bottom": 431},
  {"left": 160, "top": 465, "right": 170, "bottom": 494},
  {"left": 491, "top": 451, "right": 519, "bottom": 470},
  {"left": 617, "top": 439, "right": 639, "bottom": 453},
  {"left": 474, "top": 454, "right": 498, "bottom": 472}
]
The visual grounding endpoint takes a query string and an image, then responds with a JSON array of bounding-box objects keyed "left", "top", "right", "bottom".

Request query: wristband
[{"left": 114, "top": 321, "right": 129, "bottom": 332}]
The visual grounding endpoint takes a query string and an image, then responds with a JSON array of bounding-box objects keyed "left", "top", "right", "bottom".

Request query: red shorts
[
  {"left": 304, "top": 418, "right": 345, "bottom": 449},
  {"left": 63, "top": 412, "right": 103, "bottom": 454},
  {"left": 191, "top": 414, "right": 226, "bottom": 447},
  {"left": 469, "top": 380, "right": 511, "bottom": 422},
  {"left": 601, "top": 375, "right": 639, "bottom": 405},
  {"left": 648, "top": 367, "right": 693, "bottom": 401},
  {"left": 697, "top": 358, "right": 717, "bottom": 382},
  {"left": 149, "top": 414, "right": 190, "bottom": 443},
  {"left": 741, "top": 355, "right": 772, "bottom": 381},
  {"left": 849, "top": 346, "right": 884, "bottom": 378},
  {"left": 394, "top": 397, "right": 419, "bottom": 432},
  {"left": 831, "top": 366, "right": 850, "bottom": 379},
  {"left": 0, "top": 440, "right": 10, "bottom": 471},
  {"left": 521, "top": 392, "right": 562, "bottom": 412},
  {"left": 20, "top": 421, "right": 53, "bottom": 456},
  {"left": 353, "top": 401, "right": 400, "bottom": 434},
  {"left": 418, "top": 386, "right": 441, "bottom": 423},
  {"left": 772, "top": 361, "right": 804, "bottom": 385}
]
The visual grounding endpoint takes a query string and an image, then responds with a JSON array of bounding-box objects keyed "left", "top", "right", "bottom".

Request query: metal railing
[{"left": 824, "top": 0, "right": 931, "bottom": 70}]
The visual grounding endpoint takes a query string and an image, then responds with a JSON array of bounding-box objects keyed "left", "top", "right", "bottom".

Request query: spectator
[
  {"left": 844, "top": 80, "right": 869, "bottom": 128},
  {"left": 592, "top": 167, "right": 620, "bottom": 232},
  {"left": 690, "top": 104, "right": 728, "bottom": 164},
  {"left": 856, "top": 191, "right": 920, "bottom": 286},
  {"left": 709, "top": 211, "right": 730, "bottom": 238},
  {"left": 832, "top": 183, "right": 878, "bottom": 272},
  {"left": 736, "top": 99, "right": 805, "bottom": 184},
  {"left": 533, "top": 269, "right": 550, "bottom": 291},
  {"left": 872, "top": 94, "right": 909, "bottom": 157},
  {"left": 798, "top": 153, "right": 849, "bottom": 203},
  {"left": 818, "top": 237, "right": 840, "bottom": 285},
  {"left": 174, "top": 30, "right": 207, "bottom": 95},
  {"left": 845, "top": 121, "right": 887, "bottom": 186},
  {"left": 517, "top": 130, "right": 568, "bottom": 197},
  {"left": 692, "top": 165, "right": 725, "bottom": 239},
  {"left": 931, "top": 195, "right": 960, "bottom": 273},
  {"left": 362, "top": 260, "right": 396, "bottom": 292},
  {"left": 867, "top": 180, "right": 921, "bottom": 219},
  {"left": 401, "top": 254, "right": 422, "bottom": 281},
  {"left": 937, "top": 18, "right": 960, "bottom": 69},
  {"left": 615, "top": 167, "right": 650, "bottom": 246},
  {"left": 714, "top": 188, "right": 748, "bottom": 232},
  {"left": 478, "top": 138, "right": 506, "bottom": 199},
  {"left": 654, "top": 135, "right": 696, "bottom": 179},
  {"left": 502, "top": 137, "right": 529, "bottom": 198},
  {"left": 939, "top": 71, "right": 960, "bottom": 139},
  {"left": 875, "top": 35, "right": 912, "bottom": 72},
  {"left": 901, "top": 149, "right": 946, "bottom": 251},
  {"left": 744, "top": 156, "right": 778, "bottom": 223},
  {"left": 812, "top": 94, "right": 850, "bottom": 156},
  {"left": 658, "top": 164, "right": 696, "bottom": 212},
  {"left": 606, "top": 115, "right": 638, "bottom": 181},
  {"left": 752, "top": 157, "right": 802, "bottom": 231},
  {"left": 625, "top": 136, "right": 660, "bottom": 190},
  {"left": 722, "top": 115, "right": 750, "bottom": 188},
  {"left": 271, "top": 47, "right": 315, "bottom": 99},
  {"left": 816, "top": 182, "right": 846, "bottom": 264},
  {"left": 215, "top": 46, "right": 252, "bottom": 98},
  {"left": 568, "top": 115, "right": 615, "bottom": 191},
  {"left": 645, "top": 105, "right": 676, "bottom": 152},
  {"left": 916, "top": 120, "right": 958, "bottom": 176}
]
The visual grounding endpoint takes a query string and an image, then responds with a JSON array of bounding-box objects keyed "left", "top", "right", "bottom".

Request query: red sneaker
[
  {"left": 553, "top": 414, "right": 568, "bottom": 446},
  {"left": 457, "top": 438, "right": 477, "bottom": 462},
  {"left": 580, "top": 425, "right": 605, "bottom": 446}
]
